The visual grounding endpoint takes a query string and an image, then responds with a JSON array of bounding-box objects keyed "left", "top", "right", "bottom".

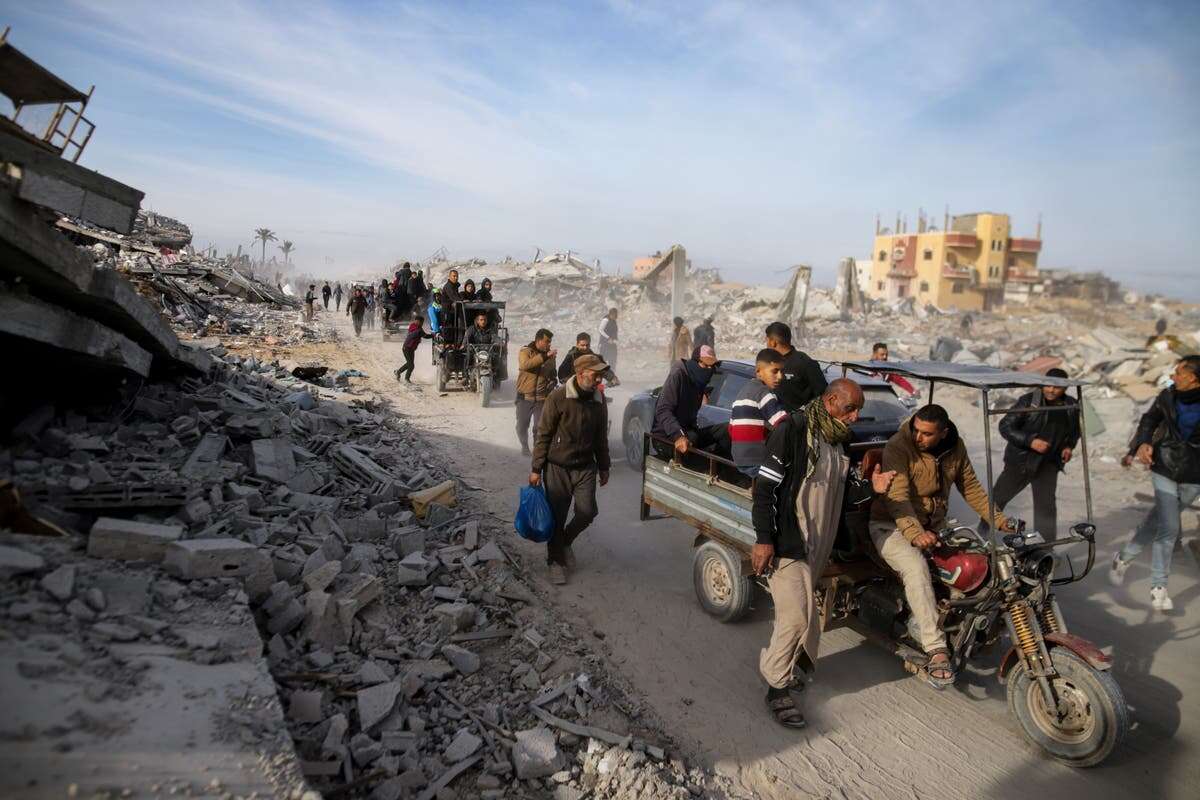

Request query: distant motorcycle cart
[{"left": 431, "top": 300, "right": 509, "bottom": 407}]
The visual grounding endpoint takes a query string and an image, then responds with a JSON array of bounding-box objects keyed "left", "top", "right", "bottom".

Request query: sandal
[
  {"left": 766, "top": 688, "right": 806, "bottom": 729},
  {"left": 922, "top": 649, "right": 956, "bottom": 690}
]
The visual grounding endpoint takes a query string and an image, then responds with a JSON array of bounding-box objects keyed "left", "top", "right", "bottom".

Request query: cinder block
[
  {"left": 163, "top": 538, "right": 266, "bottom": 580},
  {"left": 88, "top": 517, "right": 183, "bottom": 562}
]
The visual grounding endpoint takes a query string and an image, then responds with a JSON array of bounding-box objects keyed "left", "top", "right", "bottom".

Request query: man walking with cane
[{"left": 530, "top": 354, "right": 611, "bottom": 586}]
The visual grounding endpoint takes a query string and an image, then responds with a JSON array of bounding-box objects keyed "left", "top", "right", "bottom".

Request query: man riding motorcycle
[{"left": 869, "top": 404, "right": 1010, "bottom": 689}]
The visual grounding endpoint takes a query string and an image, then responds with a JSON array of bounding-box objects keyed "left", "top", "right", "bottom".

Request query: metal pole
[
  {"left": 1076, "top": 385, "right": 1093, "bottom": 524},
  {"left": 928, "top": 379, "right": 935, "bottom": 403},
  {"left": 982, "top": 388, "right": 998, "bottom": 557}
]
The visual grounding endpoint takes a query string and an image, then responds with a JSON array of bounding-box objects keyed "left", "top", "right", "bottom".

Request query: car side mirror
[{"left": 1071, "top": 522, "right": 1096, "bottom": 542}]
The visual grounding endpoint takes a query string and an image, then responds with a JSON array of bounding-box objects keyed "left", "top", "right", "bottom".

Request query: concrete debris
[
  {"left": 512, "top": 726, "right": 564, "bottom": 779},
  {"left": 86, "top": 518, "right": 183, "bottom": 562},
  {"left": 0, "top": 544, "right": 45, "bottom": 578}
]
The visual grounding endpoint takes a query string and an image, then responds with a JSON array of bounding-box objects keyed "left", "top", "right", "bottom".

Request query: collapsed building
[{"left": 0, "top": 37, "right": 724, "bottom": 800}]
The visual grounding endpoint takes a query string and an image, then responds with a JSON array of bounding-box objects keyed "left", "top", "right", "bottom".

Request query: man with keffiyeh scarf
[{"left": 750, "top": 379, "right": 895, "bottom": 728}]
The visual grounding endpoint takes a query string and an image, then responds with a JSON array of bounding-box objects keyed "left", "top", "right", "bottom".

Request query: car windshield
[{"left": 859, "top": 386, "right": 906, "bottom": 423}]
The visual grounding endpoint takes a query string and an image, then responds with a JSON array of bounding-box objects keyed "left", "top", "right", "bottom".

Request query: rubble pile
[
  {"left": 63, "top": 213, "right": 339, "bottom": 348},
  {"left": 2, "top": 350, "right": 723, "bottom": 799}
]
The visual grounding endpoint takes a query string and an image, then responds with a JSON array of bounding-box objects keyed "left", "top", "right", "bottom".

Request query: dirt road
[{"left": 294, "top": 312, "right": 1198, "bottom": 799}]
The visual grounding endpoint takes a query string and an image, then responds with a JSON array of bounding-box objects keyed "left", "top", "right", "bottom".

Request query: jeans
[
  {"left": 516, "top": 397, "right": 545, "bottom": 450},
  {"left": 1120, "top": 472, "right": 1199, "bottom": 587},
  {"left": 543, "top": 463, "right": 598, "bottom": 565},
  {"left": 992, "top": 458, "right": 1061, "bottom": 541}
]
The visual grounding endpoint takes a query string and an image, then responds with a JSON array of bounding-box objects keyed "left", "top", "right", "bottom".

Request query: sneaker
[
  {"left": 1151, "top": 586, "right": 1173, "bottom": 611},
  {"left": 564, "top": 546, "right": 577, "bottom": 571},
  {"left": 1108, "top": 553, "right": 1131, "bottom": 586},
  {"left": 548, "top": 563, "right": 567, "bottom": 586}
]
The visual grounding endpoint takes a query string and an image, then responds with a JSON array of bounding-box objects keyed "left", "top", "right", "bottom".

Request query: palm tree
[
  {"left": 279, "top": 240, "right": 295, "bottom": 270},
  {"left": 253, "top": 228, "right": 277, "bottom": 276}
]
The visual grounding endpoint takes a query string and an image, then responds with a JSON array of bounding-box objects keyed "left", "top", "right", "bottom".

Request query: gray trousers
[
  {"left": 515, "top": 397, "right": 544, "bottom": 450},
  {"left": 543, "top": 463, "right": 598, "bottom": 565},
  {"left": 869, "top": 522, "right": 946, "bottom": 653}
]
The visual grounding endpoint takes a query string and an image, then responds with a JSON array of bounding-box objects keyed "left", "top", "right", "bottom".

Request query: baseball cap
[{"left": 573, "top": 354, "right": 609, "bottom": 374}]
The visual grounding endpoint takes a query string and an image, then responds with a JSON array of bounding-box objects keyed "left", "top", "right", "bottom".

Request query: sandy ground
[{"left": 275, "top": 309, "right": 1199, "bottom": 800}]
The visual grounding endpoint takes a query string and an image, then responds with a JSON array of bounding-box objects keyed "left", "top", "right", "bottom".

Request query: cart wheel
[
  {"left": 624, "top": 417, "right": 646, "bottom": 472},
  {"left": 437, "top": 360, "right": 448, "bottom": 392},
  {"left": 693, "top": 540, "right": 753, "bottom": 622}
]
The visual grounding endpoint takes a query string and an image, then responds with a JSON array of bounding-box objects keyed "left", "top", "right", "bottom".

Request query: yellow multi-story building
[{"left": 866, "top": 211, "right": 1041, "bottom": 311}]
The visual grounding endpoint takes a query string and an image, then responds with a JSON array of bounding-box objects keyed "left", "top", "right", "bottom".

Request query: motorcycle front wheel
[
  {"left": 480, "top": 374, "right": 491, "bottom": 407},
  {"left": 1006, "top": 648, "right": 1128, "bottom": 767}
]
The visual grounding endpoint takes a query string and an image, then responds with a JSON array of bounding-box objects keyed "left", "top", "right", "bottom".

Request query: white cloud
[{"left": 28, "top": 0, "right": 1200, "bottom": 295}]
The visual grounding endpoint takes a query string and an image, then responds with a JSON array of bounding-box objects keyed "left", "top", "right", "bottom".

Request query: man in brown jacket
[
  {"left": 869, "top": 404, "right": 1009, "bottom": 689},
  {"left": 667, "top": 316, "right": 692, "bottom": 362},
  {"left": 516, "top": 329, "right": 558, "bottom": 455},
  {"left": 529, "top": 353, "right": 611, "bottom": 585}
]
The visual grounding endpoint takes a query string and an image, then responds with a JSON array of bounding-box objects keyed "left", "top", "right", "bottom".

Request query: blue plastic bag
[{"left": 515, "top": 485, "right": 554, "bottom": 543}]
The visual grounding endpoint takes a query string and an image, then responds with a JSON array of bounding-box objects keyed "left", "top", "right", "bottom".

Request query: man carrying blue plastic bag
[{"left": 529, "top": 353, "right": 611, "bottom": 585}]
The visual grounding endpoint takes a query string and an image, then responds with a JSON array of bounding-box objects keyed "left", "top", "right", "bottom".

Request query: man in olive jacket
[
  {"left": 869, "top": 404, "right": 1009, "bottom": 688},
  {"left": 516, "top": 329, "right": 558, "bottom": 455},
  {"left": 530, "top": 354, "right": 611, "bottom": 585}
]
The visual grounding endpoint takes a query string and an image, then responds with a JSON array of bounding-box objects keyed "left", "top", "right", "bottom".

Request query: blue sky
[{"left": 5, "top": 1, "right": 1199, "bottom": 297}]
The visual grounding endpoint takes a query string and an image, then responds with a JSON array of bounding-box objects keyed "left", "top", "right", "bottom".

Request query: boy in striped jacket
[{"left": 730, "top": 349, "right": 788, "bottom": 477}]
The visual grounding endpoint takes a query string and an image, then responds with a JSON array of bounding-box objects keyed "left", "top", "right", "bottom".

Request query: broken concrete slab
[
  {"left": 39, "top": 564, "right": 75, "bottom": 601},
  {"left": 0, "top": 291, "right": 152, "bottom": 377},
  {"left": 251, "top": 438, "right": 296, "bottom": 483},
  {"left": 303, "top": 559, "right": 343, "bottom": 593},
  {"left": 0, "top": 544, "right": 45, "bottom": 578},
  {"left": 440, "top": 644, "right": 481, "bottom": 676},
  {"left": 289, "top": 690, "right": 325, "bottom": 724},
  {"left": 512, "top": 727, "right": 563, "bottom": 779},
  {"left": 357, "top": 681, "right": 403, "bottom": 731},
  {"left": 443, "top": 729, "right": 482, "bottom": 763},
  {"left": 87, "top": 517, "right": 183, "bottom": 562}
]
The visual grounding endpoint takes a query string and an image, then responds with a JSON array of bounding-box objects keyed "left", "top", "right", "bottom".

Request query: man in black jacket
[
  {"left": 750, "top": 378, "right": 892, "bottom": 728},
  {"left": 765, "top": 322, "right": 828, "bottom": 411},
  {"left": 991, "top": 368, "right": 1080, "bottom": 541},
  {"left": 650, "top": 346, "right": 728, "bottom": 458},
  {"left": 1111, "top": 356, "right": 1200, "bottom": 611}
]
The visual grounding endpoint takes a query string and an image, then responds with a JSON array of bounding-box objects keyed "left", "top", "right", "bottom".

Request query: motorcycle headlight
[
  {"left": 476, "top": 351, "right": 490, "bottom": 364},
  {"left": 1021, "top": 552, "right": 1057, "bottom": 581}
]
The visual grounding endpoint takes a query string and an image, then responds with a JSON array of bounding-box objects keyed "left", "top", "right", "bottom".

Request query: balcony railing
[
  {"left": 944, "top": 232, "right": 976, "bottom": 247},
  {"left": 1009, "top": 238, "right": 1041, "bottom": 254},
  {"left": 942, "top": 264, "right": 971, "bottom": 279}
]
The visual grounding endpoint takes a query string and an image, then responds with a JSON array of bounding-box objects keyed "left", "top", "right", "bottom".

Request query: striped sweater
[{"left": 729, "top": 378, "right": 788, "bottom": 469}]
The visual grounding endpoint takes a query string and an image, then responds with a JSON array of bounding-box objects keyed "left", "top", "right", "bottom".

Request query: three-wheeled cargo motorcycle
[{"left": 638, "top": 360, "right": 1128, "bottom": 767}]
